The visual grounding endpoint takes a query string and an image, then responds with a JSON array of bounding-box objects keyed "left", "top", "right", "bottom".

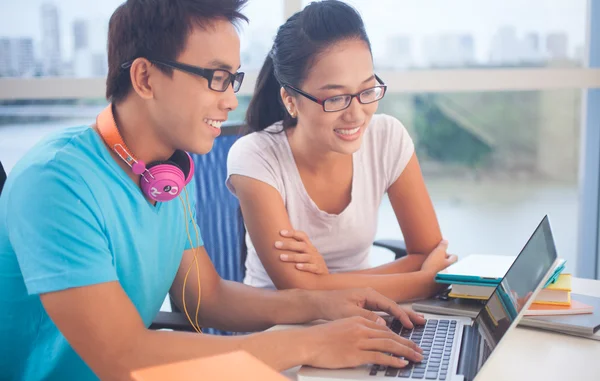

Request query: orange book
[
  {"left": 525, "top": 299, "right": 593, "bottom": 316},
  {"left": 131, "top": 351, "right": 288, "bottom": 381}
]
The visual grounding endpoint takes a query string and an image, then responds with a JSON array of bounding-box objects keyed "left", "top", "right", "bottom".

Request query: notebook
[
  {"left": 543, "top": 258, "right": 567, "bottom": 287},
  {"left": 450, "top": 272, "right": 572, "bottom": 302},
  {"left": 448, "top": 284, "right": 494, "bottom": 300},
  {"left": 412, "top": 293, "right": 600, "bottom": 339},
  {"left": 435, "top": 255, "right": 515, "bottom": 285}
]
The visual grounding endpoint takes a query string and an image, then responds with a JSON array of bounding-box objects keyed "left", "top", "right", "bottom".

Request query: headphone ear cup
[
  {"left": 140, "top": 162, "right": 186, "bottom": 202},
  {"left": 184, "top": 152, "right": 194, "bottom": 185},
  {"left": 168, "top": 150, "right": 194, "bottom": 186}
]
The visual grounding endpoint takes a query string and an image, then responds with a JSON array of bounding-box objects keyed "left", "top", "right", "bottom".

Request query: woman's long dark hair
[
  {"left": 239, "top": 1, "right": 372, "bottom": 275},
  {"left": 244, "top": 0, "right": 372, "bottom": 134}
]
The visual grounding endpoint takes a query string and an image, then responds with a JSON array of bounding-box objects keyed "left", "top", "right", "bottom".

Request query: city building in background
[
  {"left": 41, "top": 2, "right": 62, "bottom": 76},
  {"left": 0, "top": 1, "right": 587, "bottom": 77},
  {"left": 72, "top": 18, "right": 109, "bottom": 78},
  {"left": 0, "top": 38, "right": 35, "bottom": 77},
  {"left": 422, "top": 33, "right": 475, "bottom": 68},
  {"left": 546, "top": 32, "right": 569, "bottom": 60}
]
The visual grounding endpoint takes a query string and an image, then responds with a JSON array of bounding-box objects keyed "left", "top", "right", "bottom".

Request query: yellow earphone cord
[{"left": 178, "top": 187, "right": 203, "bottom": 334}]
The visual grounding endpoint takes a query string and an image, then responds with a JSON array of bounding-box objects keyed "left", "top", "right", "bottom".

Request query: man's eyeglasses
[
  {"left": 283, "top": 74, "right": 387, "bottom": 112},
  {"left": 121, "top": 59, "right": 245, "bottom": 93}
]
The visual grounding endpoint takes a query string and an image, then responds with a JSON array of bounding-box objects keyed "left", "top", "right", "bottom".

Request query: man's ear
[{"left": 129, "top": 58, "right": 155, "bottom": 100}]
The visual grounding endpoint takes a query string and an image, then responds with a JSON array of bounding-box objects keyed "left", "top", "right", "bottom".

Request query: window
[
  {"left": 302, "top": 0, "right": 587, "bottom": 69},
  {"left": 0, "top": 96, "right": 251, "bottom": 173},
  {"left": 239, "top": 0, "right": 284, "bottom": 70},
  {"left": 372, "top": 90, "right": 580, "bottom": 271},
  {"left": 293, "top": 0, "right": 586, "bottom": 273},
  {"left": 1, "top": 0, "right": 121, "bottom": 78},
  {"left": 1, "top": 0, "right": 596, "bottom": 278},
  {"left": 0, "top": 0, "right": 276, "bottom": 170},
  {"left": 0, "top": 0, "right": 283, "bottom": 77}
]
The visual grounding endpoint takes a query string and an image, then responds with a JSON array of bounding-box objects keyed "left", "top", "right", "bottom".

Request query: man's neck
[
  {"left": 94, "top": 99, "right": 176, "bottom": 205},
  {"left": 112, "top": 99, "right": 175, "bottom": 167}
]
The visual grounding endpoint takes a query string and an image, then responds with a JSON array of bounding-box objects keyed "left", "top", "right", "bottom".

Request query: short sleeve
[
  {"left": 6, "top": 162, "right": 118, "bottom": 295},
  {"left": 378, "top": 115, "right": 415, "bottom": 189},
  {"left": 225, "top": 134, "right": 284, "bottom": 197}
]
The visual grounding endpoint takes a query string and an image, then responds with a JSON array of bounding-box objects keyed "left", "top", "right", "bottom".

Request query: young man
[{"left": 0, "top": 1, "right": 425, "bottom": 380}]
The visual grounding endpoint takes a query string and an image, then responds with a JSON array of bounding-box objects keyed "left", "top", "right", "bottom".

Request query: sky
[{"left": 0, "top": 0, "right": 588, "bottom": 65}]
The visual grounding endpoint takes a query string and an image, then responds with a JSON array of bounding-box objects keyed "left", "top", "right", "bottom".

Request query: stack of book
[{"left": 435, "top": 255, "right": 592, "bottom": 316}]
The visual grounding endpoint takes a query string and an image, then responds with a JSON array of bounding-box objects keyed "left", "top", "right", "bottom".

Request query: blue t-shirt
[{"left": 0, "top": 126, "right": 203, "bottom": 380}]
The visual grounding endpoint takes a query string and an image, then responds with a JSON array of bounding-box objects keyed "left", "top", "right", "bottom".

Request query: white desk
[{"left": 279, "top": 277, "right": 600, "bottom": 381}]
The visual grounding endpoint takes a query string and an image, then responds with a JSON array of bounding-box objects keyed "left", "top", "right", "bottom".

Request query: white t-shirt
[{"left": 226, "top": 114, "right": 415, "bottom": 289}]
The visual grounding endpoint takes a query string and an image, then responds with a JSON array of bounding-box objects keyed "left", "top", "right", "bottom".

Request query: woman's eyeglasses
[{"left": 283, "top": 74, "right": 387, "bottom": 112}]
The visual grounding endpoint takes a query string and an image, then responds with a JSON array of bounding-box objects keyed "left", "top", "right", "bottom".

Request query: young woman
[{"left": 227, "top": 0, "right": 457, "bottom": 302}]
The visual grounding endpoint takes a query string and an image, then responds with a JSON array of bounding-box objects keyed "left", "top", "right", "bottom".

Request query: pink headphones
[{"left": 96, "top": 104, "right": 195, "bottom": 202}]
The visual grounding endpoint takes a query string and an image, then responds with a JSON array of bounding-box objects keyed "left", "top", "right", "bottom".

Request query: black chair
[
  {"left": 150, "top": 124, "right": 407, "bottom": 333},
  {"left": 0, "top": 161, "right": 6, "bottom": 196},
  {"left": 372, "top": 240, "right": 407, "bottom": 260}
]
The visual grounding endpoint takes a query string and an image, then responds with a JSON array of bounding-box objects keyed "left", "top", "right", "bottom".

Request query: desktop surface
[{"left": 279, "top": 277, "right": 600, "bottom": 381}]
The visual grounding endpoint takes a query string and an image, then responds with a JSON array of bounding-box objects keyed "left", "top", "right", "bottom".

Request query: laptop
[{"left": 298, "top": 215, "right": 560, "bottom": 381}]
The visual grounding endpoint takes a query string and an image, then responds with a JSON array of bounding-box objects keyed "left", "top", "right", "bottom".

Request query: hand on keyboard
[
  {"left": 303, "top": 316, "right": 424, "bottom": 370},
  {"left": 312, "top": 287, "right": 427, "bottom": 328},
  {"left": 369, "top": 318, "right": 458, "bottom": 379}
]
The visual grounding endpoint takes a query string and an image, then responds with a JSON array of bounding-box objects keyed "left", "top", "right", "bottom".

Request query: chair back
[{"left": 191, "top": 126, "right": 245, "bottom": 283}]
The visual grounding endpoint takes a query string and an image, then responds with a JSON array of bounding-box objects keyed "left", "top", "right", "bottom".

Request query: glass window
[
  {"left": 1, "top": 0, "right": 120, "bottom": 78},
  {"left": 302, "top": 0, "right": 587, "bottom": 69},
  {"left": 0, "top": 0, "right": 283, "bottom": 78},
  {"left": 294, "top": 0, "right": 585, "bottom": 273},
  {"left": 0, "top": 96, "right": 251, "bottom": 173},
  {"left": 371, "top": 89, "right": 580, "bottom": 272},
  {"left": 239, "top": 0, "right": 284, "bottom": 70}
]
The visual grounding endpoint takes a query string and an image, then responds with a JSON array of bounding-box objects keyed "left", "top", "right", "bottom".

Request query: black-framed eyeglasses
[
  {"left": 121, "top": 59, "right": 245, "bottom": 93},
  {"left": 283, "top": 74, "right": 387, "bottom": 112}
]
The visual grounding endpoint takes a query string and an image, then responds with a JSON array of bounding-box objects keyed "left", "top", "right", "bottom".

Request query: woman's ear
[{"left": 280, "top": 87, "right": 297, "bottom": 118}]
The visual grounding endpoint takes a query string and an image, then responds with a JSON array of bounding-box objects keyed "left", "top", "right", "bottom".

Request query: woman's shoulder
[
  {"left": 227, "top": 121, "right": 289, "bottom": 167},
  {"left": 226, "top": 122, "right": 290, "bottom": 195}
]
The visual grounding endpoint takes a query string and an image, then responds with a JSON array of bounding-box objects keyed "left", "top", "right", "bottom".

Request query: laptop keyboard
[{"left": 369, "top": 318, "right": 458, "bottom": 379}]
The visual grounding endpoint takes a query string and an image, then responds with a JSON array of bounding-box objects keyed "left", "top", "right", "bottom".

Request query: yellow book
[
  {"left": 546, "top": 273, "right": 572, "bottom": 290},
  {"left": 533, "top": 273, "right": 572, "bottom": 306},
  {"left": 448, "top": 291, "right": 489, "bottom": 301}
]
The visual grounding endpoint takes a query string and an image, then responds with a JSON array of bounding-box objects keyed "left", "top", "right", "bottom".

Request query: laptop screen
[{"left": 472, "top": 216, "right": 557, "bottom": 369}]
